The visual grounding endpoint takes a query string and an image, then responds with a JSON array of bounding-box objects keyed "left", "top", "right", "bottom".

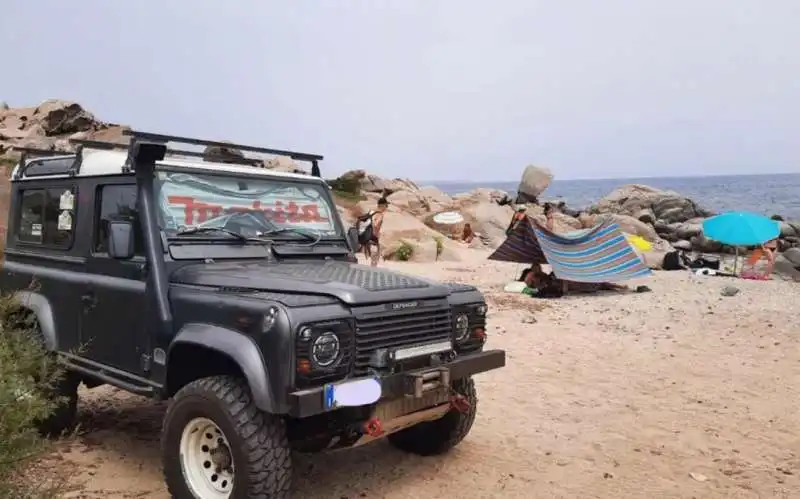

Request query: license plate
[{"left": 324, "top": 377, "right": 382, "bottom": 410}]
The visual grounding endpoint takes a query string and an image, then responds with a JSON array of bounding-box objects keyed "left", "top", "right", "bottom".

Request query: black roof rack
[
  {"left": 70, "top": 138, "right": 264, "bottom": 167},
  {"left": 12, "top": 131, "right": 326, "bottom": 180},
  {"left": 10, "top": 146, "right": 83, "bottom": 180},
  {"left": 123, "top": 130, "right": 324, "bottom": 162}
]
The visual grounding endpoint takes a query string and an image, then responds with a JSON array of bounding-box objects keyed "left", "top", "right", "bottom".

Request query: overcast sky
[{"left": 2, "top": 1, "right": 798, "bottom": 181}]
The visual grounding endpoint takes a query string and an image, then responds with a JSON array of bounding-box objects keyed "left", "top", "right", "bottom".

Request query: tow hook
[
  {"left": 363, "top": 417, "right": 384, "bottom": 437},
  {"left": 450, "top": 394, "right": 471, "bottom": 413}
]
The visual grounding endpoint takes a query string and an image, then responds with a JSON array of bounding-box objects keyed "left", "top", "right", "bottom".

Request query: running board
[{"left": 58, "top": 353, "right": 159, "bottom": 395}]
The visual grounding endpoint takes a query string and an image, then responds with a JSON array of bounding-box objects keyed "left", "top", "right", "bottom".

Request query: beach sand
[{"left": 36, "top": 248, "right": 800, "bottom": 498}]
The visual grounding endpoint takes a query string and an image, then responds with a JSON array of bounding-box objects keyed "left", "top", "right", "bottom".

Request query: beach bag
[
  {"left": 356, "top": 211, "right": 375, "bottom": 245},
  {"left": 662, "top": 251, "right": 685, "bottom": 271}
]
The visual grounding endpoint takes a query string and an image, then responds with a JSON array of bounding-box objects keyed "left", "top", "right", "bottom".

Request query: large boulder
[
  {"left": 783, "top": 247, "right": 800, "bottom": 266},
  {"left": 591, "top": 184, "right": 713, "bottom": 224},
  {"left": 386, "top": 188, "right": 452, "bottom": 217},
  {"left": 605, "top": 214, "right": 661, "bottom": 242},
  {"left": 32, "top": 100, "right": 97, "bottom": 136},
  {"left": 773, "top": 254, "right": 800, "bottom": 282},
  {"left": 1, "top": 99, "right": 113, "bottom": 152},
  {"left": 203, "top": 144, "right": 247, "bottom": 164},
  {"left": 515, "top": 165, "right": 553, "bottom": 204},
  {"left": 339, "top": 170, "right": 418, "bottom": 195},
  {"left": 378, "top": 211, "right": 463, "bottom": 262}
]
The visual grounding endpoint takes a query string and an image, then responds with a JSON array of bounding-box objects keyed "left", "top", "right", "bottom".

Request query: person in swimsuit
[
  {"left": 366, "top": 197, "right": 388, "bottom": 267},
  {"left": 461, "top": 223, "right": 475, "bottom": 244},
  {"left": 543, "top": 202, "right": 555, "bottom": 232}
]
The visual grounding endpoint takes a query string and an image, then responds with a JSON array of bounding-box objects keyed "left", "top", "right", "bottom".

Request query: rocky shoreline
[{"left": 2, "top": 100, "right": 799, "bottom": 276}]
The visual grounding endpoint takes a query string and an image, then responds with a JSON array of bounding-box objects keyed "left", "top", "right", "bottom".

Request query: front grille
[{"left": 354, "top": 304, "right": 452, "bottom": 375}]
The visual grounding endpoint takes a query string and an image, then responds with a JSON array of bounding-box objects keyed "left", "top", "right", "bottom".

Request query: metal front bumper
[{"left": 287, "top": 349, "right": 506, "bottom": 418}]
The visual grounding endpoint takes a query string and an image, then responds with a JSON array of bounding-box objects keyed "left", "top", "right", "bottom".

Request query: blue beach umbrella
[{"left": 701, "top": 211, "right": 780, "bottom": 246}]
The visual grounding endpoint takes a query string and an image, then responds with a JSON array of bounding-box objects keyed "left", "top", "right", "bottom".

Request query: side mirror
[
  {"left": 347, "top": 226, "right": 360, "bottom": 252},
  {"left": 108, "top": 220, "right": 135, "bottom": 260}
]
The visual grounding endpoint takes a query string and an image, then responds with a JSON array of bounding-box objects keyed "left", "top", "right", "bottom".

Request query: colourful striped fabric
[
  {"left": 487, "top": 216, "right": 547, "bottom": 264},
  {"left": 488, "top": 215, "right": 652, "bottom": 283},
  {"left": 533, "top": 220, "right": 652, "bottom": 283}
]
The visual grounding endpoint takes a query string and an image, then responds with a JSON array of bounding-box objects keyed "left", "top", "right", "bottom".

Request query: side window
[
  {"left": 17, "top": 187, "right": 76, "bottom": 247},
  {"left": 94, "top": 185, "right": 145, "bottom": 255}
]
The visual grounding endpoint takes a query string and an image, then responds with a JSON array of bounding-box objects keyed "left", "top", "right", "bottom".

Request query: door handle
[{"left": 81, "top": 293, "right": 97, "bottom": 309}]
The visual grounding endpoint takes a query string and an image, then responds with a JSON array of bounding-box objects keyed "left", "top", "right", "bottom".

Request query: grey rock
[
  {"left": 672, "top": 240, "right": 692, "bottom": 251},
  {"left": 783, "top": 247, "right": 800, "bottom": 266},
  {"left": 690, "top": 233, "right": 723, "bottom": 253},
  {"left": 720, "top": 286, "right": 740, "bottom": 297},
  {"left": 674, "top": 222, "right": 702, "bottom": 240},
  {"left": 773, "top": 254, "right": 800, "bottom": 281},
  {"left": 779, "top": 221, "right": 798, "bottom": 238}
]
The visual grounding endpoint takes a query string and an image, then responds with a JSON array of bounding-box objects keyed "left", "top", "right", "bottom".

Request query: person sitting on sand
[
  {"left": 461, "top": 223, "right": 475, "bottom": 244},
  {"left": 742, "top": 238, "right": 778, "bottom": 279}
]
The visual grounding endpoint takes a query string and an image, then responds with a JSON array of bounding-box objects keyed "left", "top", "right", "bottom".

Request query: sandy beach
[{"left": 30, "top": 248, "right": 799, "bottom": 499}]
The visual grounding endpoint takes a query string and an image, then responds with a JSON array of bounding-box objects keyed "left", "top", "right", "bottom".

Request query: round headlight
[
  {"left": 311, "top": 332, "right": 341, "bottom": 367},
  {"left": 454, "top": 313, "right": 470, "bottom": 342},
  {"left": 476, "top": 304, "right": 488, "bottom": 315}
]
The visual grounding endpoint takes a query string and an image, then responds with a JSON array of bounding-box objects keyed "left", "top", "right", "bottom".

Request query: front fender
[
  {"left": 169, "top": 324, "right": 278, "bottom": 413},
  {"left": 12, "top": 291, "right": 58, "bottom": 351}
]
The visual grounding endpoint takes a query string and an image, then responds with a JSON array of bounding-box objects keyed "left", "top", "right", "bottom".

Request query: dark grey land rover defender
[{"left": 0, "top": 130, "right": 505, "bottom": 498}]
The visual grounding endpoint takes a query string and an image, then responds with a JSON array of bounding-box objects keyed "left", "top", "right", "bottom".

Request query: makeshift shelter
[{"left": 488, "top": 216, "right": 652, "bottom": 283}]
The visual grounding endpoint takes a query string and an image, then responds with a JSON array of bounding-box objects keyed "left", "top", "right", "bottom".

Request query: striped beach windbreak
[{"left": 488, "top": 216, "right": 652, "bottom": 283}]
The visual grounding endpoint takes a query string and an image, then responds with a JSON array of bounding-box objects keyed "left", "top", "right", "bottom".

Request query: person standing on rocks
[
  {"left": 358, "top": 197, "right": 388, "bottom": 267},
  {"left": 543, "top": 203, "right": 556, "bottom": 232}
]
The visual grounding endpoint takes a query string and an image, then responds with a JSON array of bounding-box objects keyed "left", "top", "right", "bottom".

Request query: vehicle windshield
[{"left": 153, "top": 170, "right": 341, "bottom": 241}]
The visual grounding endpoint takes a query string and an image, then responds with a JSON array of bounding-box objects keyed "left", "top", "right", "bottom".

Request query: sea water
[{"left": 431, "top": 173, "right": 800, "bottom": 221}]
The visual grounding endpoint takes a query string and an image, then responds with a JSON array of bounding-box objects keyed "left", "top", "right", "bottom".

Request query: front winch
[{"left": 404, "top": 367, "right": 451, "bottom": 398}]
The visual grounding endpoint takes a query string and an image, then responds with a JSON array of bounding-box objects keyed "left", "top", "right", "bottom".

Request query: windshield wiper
[
  {"left": 175, "top": 227, "right": 254, "bottom": 242},
  {"left": 257, "top": 227, "right": 322, "bottom": 244}
]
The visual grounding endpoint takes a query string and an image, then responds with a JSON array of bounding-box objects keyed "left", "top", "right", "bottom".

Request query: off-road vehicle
[{"left": 0, "top": 130, "right": 506, "bottom": 498}]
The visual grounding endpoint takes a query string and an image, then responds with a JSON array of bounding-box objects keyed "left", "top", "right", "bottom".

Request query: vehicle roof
[{"left": 11, "top": 148, "right": 325, "bottom": 183}]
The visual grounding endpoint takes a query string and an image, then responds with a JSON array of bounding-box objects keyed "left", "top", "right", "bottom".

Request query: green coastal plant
[
  {"left": 0, "top": 293, "right": 68, "bottom": 497},
  {"left": 326, "top": 175, "right": 364, "bottom": 201},
  {"left": 395, "top": 241, "right": 414, "bottom": 261},
  {"left": 0, "top": 156, "right": 17, "bottom": 171}
]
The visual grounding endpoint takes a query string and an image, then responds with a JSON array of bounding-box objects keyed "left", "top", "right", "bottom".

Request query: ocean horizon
[{"left": 428, "top": 173, "right": 800, "bottom": 221}]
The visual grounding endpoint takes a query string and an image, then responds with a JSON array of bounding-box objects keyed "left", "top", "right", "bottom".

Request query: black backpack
[
  {"left": 662, "top": 251, "right": 686, "bottom": 271},
  {"left": 356, "top": 211, "right": 375, "bottom": 246}
]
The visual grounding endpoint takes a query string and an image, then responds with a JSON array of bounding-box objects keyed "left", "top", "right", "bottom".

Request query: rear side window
[
  {"left": 94, "top": 184, "right": 145, "bottom": 255},
  {"left": 17, "top": 187, "right": 76, "bottom": 247}
]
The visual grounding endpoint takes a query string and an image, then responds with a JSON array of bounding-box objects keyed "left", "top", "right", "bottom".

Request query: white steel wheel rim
[{"left": 180, "top": 417, "right": 235, "bottom": 498}]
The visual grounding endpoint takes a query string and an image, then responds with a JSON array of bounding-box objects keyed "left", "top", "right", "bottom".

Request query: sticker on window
[
  {"left": 58, "top": 211, "right": 73, "bottom": 231},
  {"left": 156, "top": 172, "right": 337, "bottom": 234},
  {"left": 59, "top": 190, "right": 75, "bottom": 210},
  {"left": 31, "top": 223, "right": 42, "bottom": 237}
]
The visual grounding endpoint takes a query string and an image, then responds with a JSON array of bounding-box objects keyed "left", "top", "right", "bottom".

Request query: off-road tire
[
  {"left": 162, "top": 375, "right": 292, "bottom": 499},
  {"left": 35, "top": 372, "right": 80, "bottom": 437},
  {"left": 387, "top": 377, "right": 478, "bottom": 456}
]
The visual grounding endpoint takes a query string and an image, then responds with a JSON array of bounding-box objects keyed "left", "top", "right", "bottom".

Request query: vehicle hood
[{"left": 169, "top": 260, "right": 450, "bottom": 305}]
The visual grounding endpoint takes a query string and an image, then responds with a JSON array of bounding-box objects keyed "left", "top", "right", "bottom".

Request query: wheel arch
[
  {"left": 9, "top": 291, "right": 58, "bottom": 351},
  {"left": 166, "top": 324, "right": 277, "bottom": 413}
]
